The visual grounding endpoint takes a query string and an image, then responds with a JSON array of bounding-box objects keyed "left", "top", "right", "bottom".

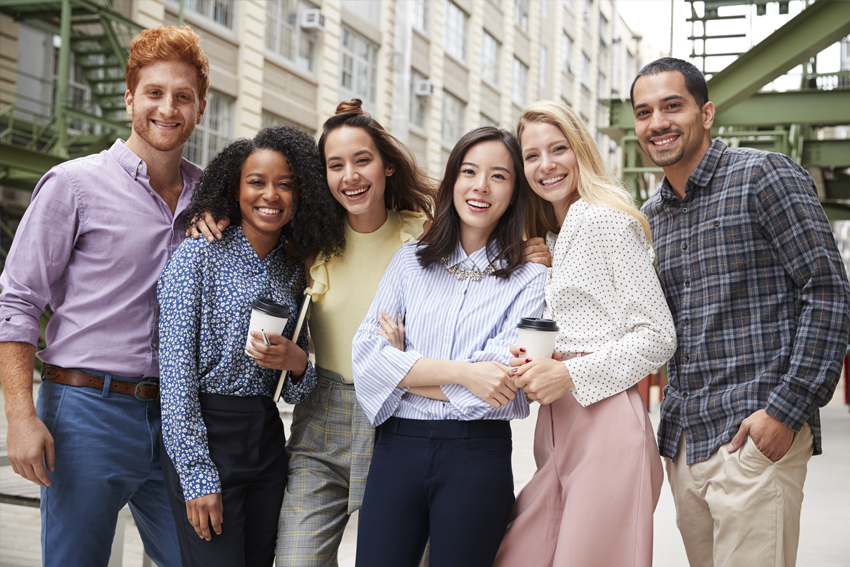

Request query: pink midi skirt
[{"left": 493, "top": 385, "right": 663, "bottom": 567}]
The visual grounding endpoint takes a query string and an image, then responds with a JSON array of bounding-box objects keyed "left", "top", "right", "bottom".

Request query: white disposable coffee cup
[
  {"left": 245, "top": 298, "right": 290, "bottom": 357},
  {"left": 516, "top": 318, "right": 560, "bottom": 361}
]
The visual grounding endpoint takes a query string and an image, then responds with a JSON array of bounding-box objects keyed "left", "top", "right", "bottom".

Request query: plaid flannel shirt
[{"left": 643, "top": 139, "right": 850, "bottom": 465}]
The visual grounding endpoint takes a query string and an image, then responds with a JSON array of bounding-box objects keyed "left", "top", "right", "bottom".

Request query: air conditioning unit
[
  {"left": 414, "top": 79, "right": 435, "bottom": 97},
  {"left": 300, "top": 9, "right": 327, "bottom": 31}
]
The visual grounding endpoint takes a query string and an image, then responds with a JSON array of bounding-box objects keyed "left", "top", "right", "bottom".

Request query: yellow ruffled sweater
[{"left": 307, "top": 210, "right": 426, "bottom": 382}]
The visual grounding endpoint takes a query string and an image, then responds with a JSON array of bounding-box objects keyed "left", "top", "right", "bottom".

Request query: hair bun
[{"left": 335, "top": 99, "right": 365, "bottom": 116}]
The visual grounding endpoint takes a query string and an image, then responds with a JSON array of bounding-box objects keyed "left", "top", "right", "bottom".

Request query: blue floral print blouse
[{"left": 157, "top": 226, "right": 316, "bottom": 501}]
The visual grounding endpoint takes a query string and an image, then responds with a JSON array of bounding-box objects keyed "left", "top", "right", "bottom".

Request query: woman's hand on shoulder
[
  {"left": 247, "top": 332, "right": 308, "bottom": 379},
  {"left": 522, "top": 237, "right": 551, "bottom": 267},
  {"left": 376, "top": 311, "right": 405, "bottom": 350},
  {"left": 186, "top": 212, "right": 230, "bottom": 242},
  {"left": 510, "top": 354, "right": 572, "bottom": 405}
]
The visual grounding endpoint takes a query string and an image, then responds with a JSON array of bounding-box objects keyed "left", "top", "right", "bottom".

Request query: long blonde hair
[{"left": 517, "top": 100, "right": 652, "bottom": 245}]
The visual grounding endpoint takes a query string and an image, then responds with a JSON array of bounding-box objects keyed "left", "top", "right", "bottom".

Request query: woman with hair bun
[
  {"left": 493, "top": 101, "right": 677, "bottom": 567},
  {"left": 275, "top": 99, "right": 436, "bottom": 565}
]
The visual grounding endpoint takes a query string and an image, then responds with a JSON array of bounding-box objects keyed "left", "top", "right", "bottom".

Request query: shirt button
[
  {"left": 684, "top": 354, "right": 690, "bottom": 362},
  {"left": 137, "top": 163, "right": 143, "bottom": 170},
  {"left": 681, "top": 207, "right": 688, "bottom": 213},
  {"left": 714, "top": 221, "right": 720, "bottom": 227},
  {"left": 684, "top": 318, "right": 690, "bottom": 326},
  {"left": 683, "top": 392, "right": 689, "bottom": 399},
  {"left": 151, "top": 341, "right": 159, "bottom": 349},
  {"left": 682, "top": 243, "right": 688, "bottom": 250},
  {"left": 685, "top": 281, "right": 690, "bottom": 288}
]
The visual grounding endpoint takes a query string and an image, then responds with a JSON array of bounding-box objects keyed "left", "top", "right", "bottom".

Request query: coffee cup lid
[
  {"left": 251, "top": 298, "right": 290, "bottom": 319},
  {"left": 517, "top": 317, "right": 559, "bottom": 332}
]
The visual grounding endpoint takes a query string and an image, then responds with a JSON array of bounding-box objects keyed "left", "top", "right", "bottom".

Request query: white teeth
[
  {"left": 153, "top": 121, "right": 178, "bottom": 126},
  {"left": 653, "top": 137, "right": 677, "bottom": 146},
  {"left": 541, "top": 176, "right": 565, "bottom": 186},
  {"left": 257, "top": 207, "right": 281, "bottom": 215},
  {"left": 343, "top": 187, "right": 368, "bottom": 196},
  {"left": 467, "top": 200, "right": 491, "bottom": 209}
]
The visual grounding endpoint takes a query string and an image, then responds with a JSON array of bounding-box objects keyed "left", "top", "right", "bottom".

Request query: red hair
[{"left": 126, "top": 26, "right": 210, "bottom": 100}]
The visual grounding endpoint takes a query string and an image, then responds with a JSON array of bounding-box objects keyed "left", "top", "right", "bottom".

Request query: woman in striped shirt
[{"left": 351, "top": 126, "right": 546, "bottom": 567}]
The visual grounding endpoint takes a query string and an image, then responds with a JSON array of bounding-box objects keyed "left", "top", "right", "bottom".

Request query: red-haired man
[{"left": 0, "top": 26, "right": 210, "bottom": 566}]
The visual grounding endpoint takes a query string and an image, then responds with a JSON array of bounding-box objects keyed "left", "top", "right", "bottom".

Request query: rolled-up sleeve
[
  {"left": 0, "top": 168, "right": 81, "bottom": 345},
  {"left": 352, "top": 250, "right": 422, "bottom": 425}
]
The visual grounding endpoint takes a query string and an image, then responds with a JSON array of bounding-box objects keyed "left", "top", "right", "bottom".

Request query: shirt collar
[
  {"left": 446, "top": 240, "right": 502, "bottom": 270},
  {"left": 658, "top": 137, "right": 727, "bottom": 202},
  {"left": 108, "top": 139, "right": 203, "bottom": 185}
]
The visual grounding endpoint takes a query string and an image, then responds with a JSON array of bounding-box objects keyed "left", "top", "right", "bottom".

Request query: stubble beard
[{"left": 131, "top": 105, "right": 195, "bottom": 153}]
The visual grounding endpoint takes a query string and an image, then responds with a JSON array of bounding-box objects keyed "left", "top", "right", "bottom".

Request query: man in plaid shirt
[{"left": 631, "top": 57, "right": 850, "bottom": 567}]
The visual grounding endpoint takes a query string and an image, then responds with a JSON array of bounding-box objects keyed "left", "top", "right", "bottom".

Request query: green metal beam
[
  {"left": 803, "top": 139, "right": 850, "bottom": 168},
  {"left": 820, "top": 201, "right": 850, "bottom": 221},
  {"left": 0, "top": 143, "right": 65, "bottom": 175},
  {"left": 714, "top": 89, "right": 850, "bottom": 127},
  {"left": 706, "top": 0, "right": 850, "bottom": 114}
]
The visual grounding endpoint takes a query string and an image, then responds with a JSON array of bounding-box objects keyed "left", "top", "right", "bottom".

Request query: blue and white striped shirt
[{"left": 352, "top": 241, "right": 546, "bottom": 426}]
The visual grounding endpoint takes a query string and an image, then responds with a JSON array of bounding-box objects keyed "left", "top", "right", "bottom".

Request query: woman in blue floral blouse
[{"left": 156, "top": 126, "right": 340, "bottom": 566}]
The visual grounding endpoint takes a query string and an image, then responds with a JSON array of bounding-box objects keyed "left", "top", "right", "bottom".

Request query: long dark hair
[
  {"left": 317, "top": 99, "right": 435, "bottom": 253},
  {"left": 185, "top": 125, "right": 343, "bottom": 259},
  {"left": 416, "top": 127, "right": 528, "bottom": 278}
]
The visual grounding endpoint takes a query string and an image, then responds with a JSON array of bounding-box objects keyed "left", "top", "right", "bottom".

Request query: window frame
[
  {"left": 339, "top": 26, "right": 379, "bottom": 107},
  {"left": 444, "top": 1, "right": 468, "bottom": 63},
  {"left": 265, "top": 0, "right": 319, "bottom": 75},
  {"left": 481, "top": 31, "right": 501, "bottom": 87},
  {"left": 184, "top": 90, "right": 234, "bottom": 167}
]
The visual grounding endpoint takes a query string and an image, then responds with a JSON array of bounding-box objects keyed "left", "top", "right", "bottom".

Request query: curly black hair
[{"left": 185, "top": 125, "right": 345, "bottom": 259}]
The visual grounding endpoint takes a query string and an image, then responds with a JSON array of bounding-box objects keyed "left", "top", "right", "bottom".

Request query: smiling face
[
  {"left": 238, "top": 149, "right": 295, "bottom": 257},
  {"left": 631, "top": 71, "right": 714, "bottom": 177},
  {"left": 124, "top": 59, "right": 205, "bottom": 156},
  {"left": 520, "top": 121, "right": 580, "bottom": 224},
  {"left": 323, "top": 126, "right": 394, "bottom": 233},
  {"left": 452, "top": 140, "right": 516, "bottom": 254}
]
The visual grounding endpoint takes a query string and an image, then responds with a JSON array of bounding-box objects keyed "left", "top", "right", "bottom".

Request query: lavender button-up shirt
[{"left": 0, "top": 140, "right": 201, "bottom": 377}]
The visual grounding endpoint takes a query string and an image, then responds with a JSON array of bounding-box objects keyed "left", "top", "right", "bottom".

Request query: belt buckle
[{"left": 134, "top": 380, "right": 159, "bottom": 401}]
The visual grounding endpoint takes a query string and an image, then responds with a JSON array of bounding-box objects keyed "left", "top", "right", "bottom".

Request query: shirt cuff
[
  {"left": 0, "top": 313, "right": 42, "bottom": 346},
  {"left": 765, "top": 383, "right": 813, "bottom": 433},
  {"left": 180, "top": 465, "right": 222, "bottom": 502}
]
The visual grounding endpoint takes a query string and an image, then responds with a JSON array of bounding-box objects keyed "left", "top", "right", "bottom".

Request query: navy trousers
[
  {"left": 161, "top": 393, "right": 287, "bottom": 567},
  {"left": 355, "top": 417, "right": 516, "bottom": 567}
]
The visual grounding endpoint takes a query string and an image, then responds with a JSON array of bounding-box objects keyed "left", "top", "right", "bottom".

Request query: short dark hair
[
  {"left": 416, "top": 127, "right": 529, "bottom": 279},
  {"left": 630, "top": 57, "right": 708, "bottom": 109},
  {"left": 185, "top": 125, "right": 344, "bottom": 260}
]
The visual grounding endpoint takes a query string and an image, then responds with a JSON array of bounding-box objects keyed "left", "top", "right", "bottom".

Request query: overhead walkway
[{"left": 603, "top": 0, "right": 850, "bottom": 220}]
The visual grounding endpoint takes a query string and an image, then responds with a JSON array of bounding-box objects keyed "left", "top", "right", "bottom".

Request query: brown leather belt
[{"left": 43, "top": 364, "right": 160, "bottom": 401}]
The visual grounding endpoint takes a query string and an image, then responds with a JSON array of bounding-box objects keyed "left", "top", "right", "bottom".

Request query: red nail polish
[
  {"left": 519, "top": 347, "right": 526, "bottom": 353},
  {"left": 512, "top": 368, "right": 518, "bottom": 373},
  {"left": 526, "top": 358, "right": 532, "bottom": 363}
]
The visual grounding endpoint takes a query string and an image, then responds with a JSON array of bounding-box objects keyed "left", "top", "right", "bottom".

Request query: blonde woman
[{"left": 493, "top": 101, "right": 677, "bottom": 567}]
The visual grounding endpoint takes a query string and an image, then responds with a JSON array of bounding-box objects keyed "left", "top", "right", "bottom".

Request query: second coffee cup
[
  {"left": 517, "top": 317, "right": 560, "bottom": 361},
  {"left": 245, "top": 298, "right": 290, "bottom": 357}
]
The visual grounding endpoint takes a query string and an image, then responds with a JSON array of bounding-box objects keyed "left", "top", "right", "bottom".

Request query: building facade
[{"left": 0, "top": 0, "right": 645, "bottom": 185}]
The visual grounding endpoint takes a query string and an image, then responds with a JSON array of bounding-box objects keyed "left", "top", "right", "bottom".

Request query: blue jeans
[{"left": 36, "top": 370, "right": 181, "bottom": 567}]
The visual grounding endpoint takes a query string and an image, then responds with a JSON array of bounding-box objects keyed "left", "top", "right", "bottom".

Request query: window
[
  {"left": 626, "top": 51, "right": 635, "bottom": 90},
  {"left": 265, "top": 0, "right": 318, "bottom": 73},
  {"left": 183, "top": 0, "right": 235, "bottom": 29},
  {"left": 599, "top": 14, "right": 608, "bottom": 48},
  {"left": 598, "top": 72, "right": 607, "bottom": 97},
  {"left": 542, "top": 0, "right": 549, "bottom": 18},
  {"left": 515, "top": 0, "right": 529, "bottom": 33},
  {"left": 411, "top": 0, "right": 428, "bottom": 32},
  {"left": 481, "top": 32, "right": 500, "bottom": 86},
  {"left": 184, "top": 90, "right": 233, "bottom": 167},
  {"left": 343, "top": 0, "right": 381, "bottom": 27},
  {"left": 539, "top": 46, "right": 548, "bottom": 88},
  {"left": 561, "top": 33, "right": 573, "bottom": 74},
  {"left": 581, "top": 52, "right": 591, "bottom": 90},
  {"left": 339, "top": 26, "right": 378, "bottom": 105},
  {"left": 410, "top": 71, "right": 428, "bottom": 131},
  {"left": 442, "top": 91, "right": 466, "bottom": 146},
  {"left": 444, "top": 1, "right": 468, "bottom": 62},
  {"left": 480, "top": 114, "right": 498, "bottom": 127},
  {"left": 512, "top": 58, "right": 528, "bottom": 106},
  {"left": 583, "top": 0, "right": 592, "bottom": 25}
]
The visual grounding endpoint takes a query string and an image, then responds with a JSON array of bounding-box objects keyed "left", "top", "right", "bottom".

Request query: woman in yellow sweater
[{"left": 276, "top": 99, "right": 435, "bottom": 565}]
